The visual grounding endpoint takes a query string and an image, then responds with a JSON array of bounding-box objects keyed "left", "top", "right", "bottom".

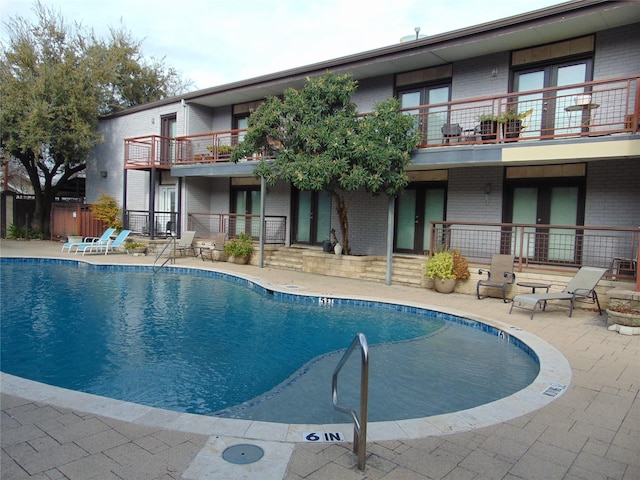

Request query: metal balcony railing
[
  {"left": 124, "top": 210, "right": 179, "bottom": 238},
  {"left": 408, "top": 76, "right": 639, "bottom": 147},
  {"left": 429, "top": 221, "right": 638, "bottom": 280},
  {"left": 124, "top": 75, "right": 639, "bottom": 169}
]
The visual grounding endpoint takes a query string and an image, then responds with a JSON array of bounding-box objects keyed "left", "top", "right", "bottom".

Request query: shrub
[
  {"left": 424, "top": 250, "right": 470, "bottom": 281},
  {"left": 92, "top": 194, "right": 123, "bottom": 230},
  {"left": 223, "top": 232, "right": 254, "bottom": 258}
]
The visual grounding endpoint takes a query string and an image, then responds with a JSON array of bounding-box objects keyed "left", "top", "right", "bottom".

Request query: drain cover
[{"left": 222, "top": 444, "right": 264, "bottom": 464}]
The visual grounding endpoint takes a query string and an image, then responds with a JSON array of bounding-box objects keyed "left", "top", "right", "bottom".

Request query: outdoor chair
[
  {"left": 61, "top": 228, "right": 115, "bottom": 253},
  {"left": 441, "top": 123, "right": 463, "bottom": 143},
  {"left": 476, "top": 254, "right": 516, "bottom": 303},
  {"left": 201, "top": 232, "right": 227, "bottom": 261},
  {"left": 77, "top": 230, "right": 131, "bottom": 256},
  {"left": 509, "top": 266, "right": 608, "bottom": 319},
  {"left": 175, "top": 231, "right": 197, "bottom": 257}
]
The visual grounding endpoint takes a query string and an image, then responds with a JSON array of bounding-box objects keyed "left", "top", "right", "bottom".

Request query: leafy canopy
[
  {"left": 233, "top": 72, "right": 419, "bottom": 196},
  {"left": 0, "top": 1, "right": 192, "bottom": 233},
  {"left": 231, "top": 72, "right": 420, "bottom": 254}
]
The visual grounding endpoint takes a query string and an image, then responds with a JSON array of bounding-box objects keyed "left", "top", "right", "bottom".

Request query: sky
[{"left": 1, "top": 0, "right": 565, "bottom": 92}]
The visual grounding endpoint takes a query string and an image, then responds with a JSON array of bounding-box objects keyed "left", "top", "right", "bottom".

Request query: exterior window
[{"left": 398, "top": 85, "right": 451, "bottom": 145}]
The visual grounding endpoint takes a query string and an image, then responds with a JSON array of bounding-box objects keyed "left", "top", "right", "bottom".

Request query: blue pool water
[{"left": 0, "top": 259, "right": 539, "bottom": 423}]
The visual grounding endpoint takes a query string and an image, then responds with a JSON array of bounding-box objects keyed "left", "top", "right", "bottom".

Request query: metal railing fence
[
  {"left": 429, "top": 221, "right": 638, "bottom": 279},
  {"left": 124, "top": 210, "right": 179, "bottom": 238},
  {"left": 187, "top": 212, "right": 286, "bottom": 245}
]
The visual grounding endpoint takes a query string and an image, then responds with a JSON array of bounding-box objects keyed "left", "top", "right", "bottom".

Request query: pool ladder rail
[
  {"left": 153, "top": 237, "right": 177, "bottom": 272},
  {"left": 332, "top": 332, "right": 369, "bottom": 470}
]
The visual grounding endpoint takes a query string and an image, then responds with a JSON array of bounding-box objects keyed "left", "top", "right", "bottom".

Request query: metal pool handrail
[
  {"left": 332, "top": 332, "right": 369, "bottom": 470},
  {"left": 153, "top": 237, "right": 176, "bottom": 272}
]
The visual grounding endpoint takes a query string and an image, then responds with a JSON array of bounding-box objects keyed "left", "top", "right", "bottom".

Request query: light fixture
[
  {"left": 491, "top": 68, "right": 498, "bottom": 78},
  {"left": 100, "top": 171, "right": 108, "bottom": 178},
  {"left": 484, "top": 183, "right": 491, "bottom": 205}
]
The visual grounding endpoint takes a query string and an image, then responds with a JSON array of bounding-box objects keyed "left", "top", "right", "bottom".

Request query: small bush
[
  {"left": 223, "top": 232, "right": 254, "bottom": 257},
  {"left": 7, "top": 224, "right": 26, "bottom": 239}
]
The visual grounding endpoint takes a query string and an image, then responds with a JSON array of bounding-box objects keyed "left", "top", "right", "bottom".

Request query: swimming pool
[{"left": 0, "top": 258, "right": 539, "bottom": 424}]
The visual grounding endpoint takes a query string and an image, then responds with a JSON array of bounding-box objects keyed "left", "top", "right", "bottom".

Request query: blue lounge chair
[
  {"left": 61, "top": 228, "right": 115, "bottom": 253},
  {"left": 77, "top": 230, "right": 131, "bottom": 256}
]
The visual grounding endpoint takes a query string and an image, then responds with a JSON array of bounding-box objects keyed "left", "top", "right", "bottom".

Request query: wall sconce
[
  {"left": 491, "top": 68, "right": 498, "bottom": 78},
  {"left": 100, "top": 171, "right": 108, "bottom": 178},
  {"left": 484, "top": 183, "right": 491, "bottom": 205}
]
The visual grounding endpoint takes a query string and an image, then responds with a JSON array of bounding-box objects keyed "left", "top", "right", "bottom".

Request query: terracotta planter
[{"left": 434, "top": 278, "right": 456, "bottom": 293}]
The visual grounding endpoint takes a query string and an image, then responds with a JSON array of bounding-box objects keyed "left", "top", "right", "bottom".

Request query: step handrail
[
  {"left": 153, "top": 237, "right": 176, "bottom": 272},
  {"left": 332, "top": 332, "right": 369, "bottom": 470}
]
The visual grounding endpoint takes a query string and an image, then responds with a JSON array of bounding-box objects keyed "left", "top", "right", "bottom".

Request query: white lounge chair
[
  {"left": 61, "top": 228, "right": 115, "bottom": 253},
  {"left": 509, "top": 266, "right": 608, "bottom": 319},
  {"left": 77, "top": 230, "right": 131, "bottom": 255}
]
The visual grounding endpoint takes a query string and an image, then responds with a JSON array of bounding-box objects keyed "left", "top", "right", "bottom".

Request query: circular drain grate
[{"left": 222, "top": 444, "right": 264, "bottom": 464}]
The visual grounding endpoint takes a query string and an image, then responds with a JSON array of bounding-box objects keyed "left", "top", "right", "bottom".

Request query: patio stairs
[{"left": 261, "top": 247, "right": 426, "bottom": 287}]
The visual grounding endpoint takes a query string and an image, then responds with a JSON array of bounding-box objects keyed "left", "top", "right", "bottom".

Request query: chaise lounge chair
[
  {"left": 61, "top": 228, "right": 115, "bottom": 253},
  {"left": 477, "top": 254, "right": 516, "bottom": 303},
  {"left": 509, "top": 266, "right": 608, "bottom": 319},
  {"left": 175, "top": 231, "right": 197, "bottom": 257},
  {"left": 77, "top": 230, "right": 131, "bottom": 256}
]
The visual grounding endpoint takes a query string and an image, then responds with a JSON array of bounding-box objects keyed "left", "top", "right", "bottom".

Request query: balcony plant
[
  {"left": 424, "top": 249, "right": 470, "bottom": 293},
  {"left": 223, "top": 232, "right": 254, "bottom": 264},
  {"left": 477, "top": 113, "right": 499, "bottom": 140},
  {"left": 499, "top": 108, "right": 533, "bottom": 139}
]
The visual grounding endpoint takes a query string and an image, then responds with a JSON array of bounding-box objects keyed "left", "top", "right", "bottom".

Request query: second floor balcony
[{"left": 124, "top": 75, "right": 639, "bottom": 170}]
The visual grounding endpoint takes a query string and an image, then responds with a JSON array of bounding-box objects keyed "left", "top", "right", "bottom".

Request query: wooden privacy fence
[{"left": 50, "top": 203, "right": 106, "bottom": 240}]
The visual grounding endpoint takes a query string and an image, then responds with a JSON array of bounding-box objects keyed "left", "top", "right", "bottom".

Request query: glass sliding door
[
  {"left": 513, "top": 59, "right": 592, "bottom": 137},
  {"left": 395, "top": 185, "right": 446, "bottom": 254},
  {"left": 399, "top": 84, "right": 451, "bottom": 145},
  {"left": 507, "top": 183, "right": 584, "bottom": 264},
  {"left": 292, "top": 190, "right": 331, "bottom": 246}
]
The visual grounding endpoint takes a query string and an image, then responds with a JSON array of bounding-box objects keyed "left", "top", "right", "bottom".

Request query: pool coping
[{"left": 0, "top": 257, "right": 572, "bottom": 445}]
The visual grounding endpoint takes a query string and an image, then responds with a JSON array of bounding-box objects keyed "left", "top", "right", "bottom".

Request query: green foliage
[
  {"left": 6, "top": 224, "right": 26, "bottom": 239},
  {"left": 477, "top": 113, "right": 498, "bottom": 122},
  {"left": 0, "top": 1, "right": 191, "bottom": 234},
  {"left": 124, "top": 241, "right": 147, "bottom": 250},
  {"left": 223, "top": 232, "right": 254, "bottom": 258},
  {"left": 232, "top": 72, "right": 421, "bottom": 254},
  {"left": 499, "top": 109, "right": 533, "bottom": 123},
  {"left": 92, "top": 194, "right": 123, "bottom": 230},
  {"left": 424, "top": 250, "right": 470, "bottom": 281}
]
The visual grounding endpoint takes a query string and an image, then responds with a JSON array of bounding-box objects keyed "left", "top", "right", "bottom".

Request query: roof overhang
[{"left": 106, "top": 0, "right": 640, "bottom": 116}]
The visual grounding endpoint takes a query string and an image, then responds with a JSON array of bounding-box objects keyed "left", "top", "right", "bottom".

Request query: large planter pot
[
  {"left": 228, "top": 255, "right": 249, "bottom": 265},
  {"left": 479, "top": 120, "right": 498, "bottom": 140},
  {"left": 606, "top": 309, "right": 640, "bottom": 327},
  {"left": 502, "top": 119, "right": 522, "bottom": 140},
  {"left": 434, "top": 278, "right": 456, "bottom": 294}
]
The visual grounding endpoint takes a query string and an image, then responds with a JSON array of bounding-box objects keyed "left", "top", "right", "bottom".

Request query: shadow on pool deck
[{"left": 1, "top": 239, "right": 638, "bottom": 480}]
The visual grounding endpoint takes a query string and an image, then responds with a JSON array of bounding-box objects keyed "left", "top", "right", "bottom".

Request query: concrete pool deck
[{"left": 1, "top": 239, "right": 638, "bottom": 479}]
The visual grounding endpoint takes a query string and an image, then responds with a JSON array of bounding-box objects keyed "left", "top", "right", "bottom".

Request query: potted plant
[
  {"left": 606, "top": 300, "right": 640, "bottom": 328},
  {"left": 124, "top": 241, "right": 147, "bottom": 255},
  {"left": 424, "top": 250, "right": 470, "bottom": 293},
  {"left": 499, "top": 108, "right": 533, "bottom": 139},
  {"left": 477, "top": 113, "right": 499, "bottom": 140},
  {"left": 223, "top": 232, "right": 254, "bottom": 264}
]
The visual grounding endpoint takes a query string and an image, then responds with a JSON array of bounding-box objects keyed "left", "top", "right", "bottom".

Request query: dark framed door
[
  {"left": 292, "top": 189, "right": 331, "bottom": 246},
  {"left": 398, "top": 85, "right": 451, "bottom": 145},
  {"left": 394, "top": 183, "right": 446, "bottom": 254},
  {"left": 231, "top": 186, "right": 261, "bottom": 237},
  {"left": 504, "top": 180, "right": 585, "bottom": 264},
  {"left": 512, "top": 59, "right": 593, "bottom": 138}
]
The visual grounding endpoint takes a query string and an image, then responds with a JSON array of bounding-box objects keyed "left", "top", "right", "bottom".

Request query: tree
[
  {"left": 232, "top": 72, "right": 421, "bottom": 254},
  {"left": 0, "top": 1, "right": 193, "bottom": 234}
]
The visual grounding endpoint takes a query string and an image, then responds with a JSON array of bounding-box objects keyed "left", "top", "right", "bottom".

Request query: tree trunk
[{"left": 333, "top": 193, "right": 350, "bottom": 255}]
